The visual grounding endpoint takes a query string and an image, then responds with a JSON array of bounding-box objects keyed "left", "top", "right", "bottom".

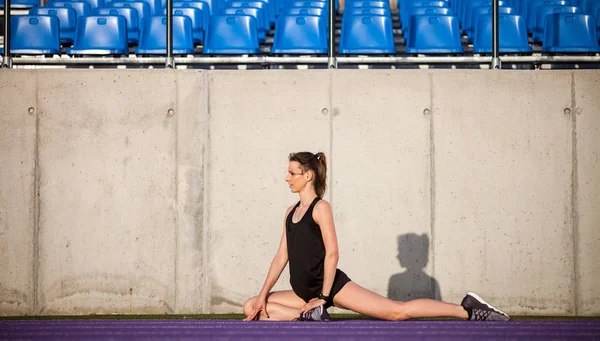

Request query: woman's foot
[
  {"left": 296, "top": 305, "right": 331, "bottom": 322},
  {"left": 461, "top": 292, "right": 511, "bottom": 321}
]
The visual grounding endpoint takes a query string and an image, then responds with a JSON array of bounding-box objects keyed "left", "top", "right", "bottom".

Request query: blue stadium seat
[
  {"left": 402, "top": 6, "right": 451, "bottom": 33},
  {"left": 226, "top": 0, "right": 273, "bottom": 25},
  {"left": 29, "top": 7, "right": 77, "bottom": 44},
  {"left": 136, "top": 16, "right": 195, "bottom": 54},
  {"left": 543, "top": 13, "right": 600, "bottom": 52},
  {"left": 281, "top": 6, "right": 324, "bottom": 15},
  {"left": 525, "top": 0, "right": 568, "bottom": 32},
  {"left": 348, "top": 0, "right": 390, "bottom": 7},
  {"left": 203, "top": 15, "right": 260, "bottom": 54},
  {"left": 46, "top": 1, "right": 91, "bottom": 19},
  {"left": 173, "top": 1, "right": 209, "bottom": 33},
  {"left": 67, "top": 16, "right": 129, "bottom": 55},
  {"left": 0, "top": 0, "right": 39, "bottom": 8},
  {"left": 95, "top": 7, "right": 140, "bottom": 43},
  {"left": 178, "top": 0, "right": 218, "bottom": 15},
  {"left": 288, "top": 1, "right": 326, "bottom": 8},
  {"left": 587, "top": 0, "right": 600, "bottom": 16},
  {"left": 346, "top": 7, "right": 390, "bottom": 16},
  {"left": 280, "top": 7, "right": 328, "bottom": 25},
  {"left": 597, "top": 6, "right": 600, "bottom": 40},
  {"left": 406, "top": 15, "right": 464, "bottom": 54},
  {"left": 402, "top": 1, "right": 449, "bottom": 29},
  {"left": 165, "top": 7, "right": 204, "bottom": 43},
  {"left": 271, "top": 15, "right": 327, "bottom": 54},
  {"left": 459, "top": 0, "right": 506, "bottom": 28},
  {"left": 464, "top": 5, "right": 513, "bottom": 42},
  {"left": 473, "top": 14, "right": 532, "bottom": 53},
  {"left": 533, "top": 5, "right": 580, "bottom": 42},
  {"left": 110, "top": 1, "right": 151, "bottom": 27},
  {"left": 339, "top": 15, "right": 396, "bottom": 54},
  {"left": 78, "top": 0, "right": 104, "bottom": 8},
  {"left": 222, "top": 8, "right": 267, "bottom": 42},
  {"left": 8, "top": 15, "right": 60, "bottom": 55}
]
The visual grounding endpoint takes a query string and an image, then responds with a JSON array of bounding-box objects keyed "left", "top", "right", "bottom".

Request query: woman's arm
[
  {"left": 313, "top": 201, "right": 339, "bottom": 299},
  {"left": 256, "top": 222, "right": 290, "bottom": 299},
  {"left": 244, "top": 206, "right": 292, "bottom": 321}
]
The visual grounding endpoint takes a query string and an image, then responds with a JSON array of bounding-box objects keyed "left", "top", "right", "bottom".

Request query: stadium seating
[
  {"left": 339, "top": 15, "right": 396, "bottom": 54},
  {"left": 179, "top": 0, "right": 218, "bottom": 15},
  {"left": 402, "top": 0, "right": 447, "bottom": 27},
  {"left": 110, "top": 1, "right": 151, "bottom": 27},
  {"left": 222, "top": 7, "right": 267, "bottom": 42},
  {"left": 94, "top": 7, "right": 140, "bottom": 43},
  {"left": 173, "top": 1, "right": 209, "bottom": 33},
  {"left": 136, "top": 16, "right": 195, "bottom": 54},
  {"left": 78, "top": 0, "right": 105, "bottom": 8},
  {"left": 402, "top": 7, "right": 452, "bottom": 38},
  {"left": 464, "top": 6, "right": 514, "bottom": 42},
  {"left": 165, "top": 7, "right": 204, "bottom": 43},
  {"left": 525, "top": 0, "right": 568, "bottom": 32},
  {"left": 473, "top": 14, "right": 532, "bottom": 53},
  {"left": 203, "top": 15, "right": 260, "bottom": 54},
  {"left": 0, "top": 0, "right": 38, "bottom": 8},
  {"left": 227, "top": 1, "right": 273, "bottom": 25},
  {"left": 120, "top": 0, "right": 161, "bottom": 14},
  {"left": 46, "top": 1, "right": 91, "bottom": 19},
  {"left": 406, "top": 15, "right": 463, "bottom": 54},
  {"left": 8, "top": 15, "right": 60, "bottom": 54},
  {"left": 29, "top": 7, "right": 77, "bottom": 44},
  {"left": 542, "top": 13, "right": 600, "bottom": 52},
  {"left": 67, "top": 16, "right": 129, "bottom": 55},
  {"left": 532, "top": 5, "right": 581, "bottom": 42},
  {"left": 271, "top": 15, "right": 327, "bottom": 54}
]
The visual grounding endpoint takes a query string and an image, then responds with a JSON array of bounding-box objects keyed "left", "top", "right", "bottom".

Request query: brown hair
[{"left": 288, "top": 152, "right": 327, "bottom": 198}]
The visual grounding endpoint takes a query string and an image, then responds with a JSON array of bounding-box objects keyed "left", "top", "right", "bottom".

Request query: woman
[{"left": 243, "top": 152, "right": 509, "bottom": 322}]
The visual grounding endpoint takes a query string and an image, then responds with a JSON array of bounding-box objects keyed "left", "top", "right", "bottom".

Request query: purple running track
[{"left": 1, "top": 319, "right": 599, "bottom": 341}]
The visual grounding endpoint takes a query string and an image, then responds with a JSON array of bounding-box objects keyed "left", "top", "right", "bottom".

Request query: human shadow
[{"left": 387, "top": 233, "right": 442, "bottom": 301}]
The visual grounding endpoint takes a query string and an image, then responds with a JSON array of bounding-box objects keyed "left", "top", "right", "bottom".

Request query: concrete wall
[{"left": 0, "top": 69, "right": 598, "bottom": 316}]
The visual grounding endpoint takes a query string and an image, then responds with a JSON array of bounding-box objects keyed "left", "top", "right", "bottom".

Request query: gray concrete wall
[{"left": 0, "top": 69, "right": 598, "bottom": 316}]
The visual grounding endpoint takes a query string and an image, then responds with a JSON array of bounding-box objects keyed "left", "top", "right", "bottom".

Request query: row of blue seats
[
  {"left": 397, "top": 0, "right": 600, "bottom": 38},
  {"left": 5, "top": 11, "right": 600, "bottom": 55}
]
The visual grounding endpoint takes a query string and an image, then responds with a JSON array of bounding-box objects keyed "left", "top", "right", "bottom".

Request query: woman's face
[{"left": 286, "top": 161, "right": 309, "bottom": 193}]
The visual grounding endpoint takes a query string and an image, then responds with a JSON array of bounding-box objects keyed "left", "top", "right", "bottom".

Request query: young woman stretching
[{"left": 243, "top": 152, "right": 510, "bottom": 322}]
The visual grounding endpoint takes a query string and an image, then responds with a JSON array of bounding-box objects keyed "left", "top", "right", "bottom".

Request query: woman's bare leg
[
  {"left": 333, "top": 282, "right": 468, "bottom": 321},
  {"left": 243, "top": 290, "right": 306, "bottom": 321}
]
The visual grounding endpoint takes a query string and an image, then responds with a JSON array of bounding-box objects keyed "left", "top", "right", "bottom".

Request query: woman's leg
[
  {"left": 243, "top": 290, "right": 306, "bottom": 321},
  {"left": 333, "top": 282, "right": 468, "bottom": 321}
]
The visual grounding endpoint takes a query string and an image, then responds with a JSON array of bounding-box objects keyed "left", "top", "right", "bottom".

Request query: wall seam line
[
  {"left": 429, "top": 73, "right": 437, "bottom": 300},
  {"left": 570, "top": 72, "right": 579, "bottom": 316},
  {"left": 174, "top": 74, "right": 180, "bottom": 314},
  {"left": 202, "top": 72, "right": 212, "bottom": 313},
  {"left": 33, "top": 72, "right": 41, "bottom": 315}
]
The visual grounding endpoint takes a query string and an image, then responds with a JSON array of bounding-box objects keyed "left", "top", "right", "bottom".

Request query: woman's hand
[
  {"left": 300, "top": 298, "right": 327, "bottom": 315},
  {"left": 243, "top": 296, "right": 270, "bottom": 321}
]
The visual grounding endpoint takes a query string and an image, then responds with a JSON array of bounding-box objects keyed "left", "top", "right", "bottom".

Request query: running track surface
[{"left": 2, "top": 319, "right": 599, "bottom": 341}]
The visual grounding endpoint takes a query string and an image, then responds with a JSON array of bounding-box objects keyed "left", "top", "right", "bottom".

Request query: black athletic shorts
[{"left": 293, "top": 269, "right": 352, "bottom": 309}]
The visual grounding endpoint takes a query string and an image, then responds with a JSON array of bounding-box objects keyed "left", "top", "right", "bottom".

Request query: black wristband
[{"left": 317, "top": 291, "right": 331, "bottom": 303}]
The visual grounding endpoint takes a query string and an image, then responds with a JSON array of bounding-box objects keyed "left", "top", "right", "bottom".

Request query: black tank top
[{"left": 286, "top": 197, "right": 325, "bottom": 301}]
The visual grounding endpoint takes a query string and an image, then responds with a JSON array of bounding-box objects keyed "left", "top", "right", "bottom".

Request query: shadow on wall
[{"left": 387, "top": 233, "right": 441, "bottom": 301}]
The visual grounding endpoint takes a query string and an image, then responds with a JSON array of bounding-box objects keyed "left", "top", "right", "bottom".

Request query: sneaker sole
[{"left": 466, "top": 292, "right": 510, "bottom": 319}]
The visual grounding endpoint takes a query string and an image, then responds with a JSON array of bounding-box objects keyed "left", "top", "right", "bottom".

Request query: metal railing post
[
  {"left": 2, "top": 0, "right": 13, "bottom": 68},
  {"left": 491, "top": 0, "right": 501, "bottom": 69},
  {"left": 165, "top": 0, "right": 174, "bottom": 68},
  {"left": 327, "top": 0, "right": 336, "bottom": 68}
]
